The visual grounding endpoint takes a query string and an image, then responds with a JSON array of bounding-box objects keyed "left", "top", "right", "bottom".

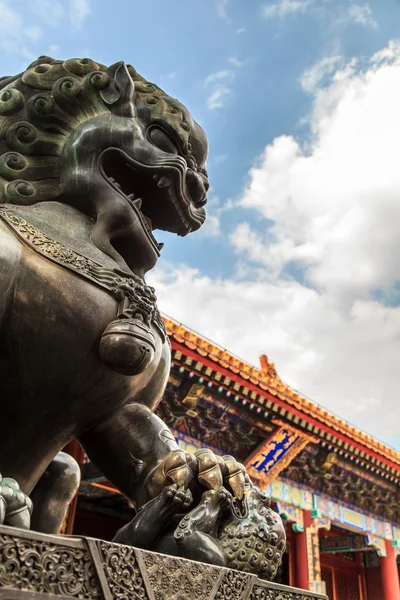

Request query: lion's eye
[{"left": 148, "top": 127, "right": 179, "bottom": 155}]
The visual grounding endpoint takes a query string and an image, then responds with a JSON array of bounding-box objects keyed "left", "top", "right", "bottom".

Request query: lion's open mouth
[
  {"left": 231, "top": 496, "right": 249, "bottom": 519},
  {"left": 100, "top": 149, "right": 206, "bottom": 250}
]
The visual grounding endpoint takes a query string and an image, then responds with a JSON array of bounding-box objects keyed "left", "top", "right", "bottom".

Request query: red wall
[
  {"left": 365, "top": 567, "right": 384, "bottom": 600},
  {"left": 73, "top": 508, "right": 127, "bottom": 541}
]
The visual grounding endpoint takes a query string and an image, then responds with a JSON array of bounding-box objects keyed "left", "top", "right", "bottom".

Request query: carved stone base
[{"left": 0, "top": 524, "right": 327, "bottom": 600}]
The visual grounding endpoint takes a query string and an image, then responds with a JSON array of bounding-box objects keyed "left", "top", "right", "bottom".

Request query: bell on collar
[{"left": 99, "top": 316, "right": 156, "bottom": 376}]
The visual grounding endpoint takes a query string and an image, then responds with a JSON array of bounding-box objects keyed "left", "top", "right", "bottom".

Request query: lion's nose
[{"left": 186, "top": 169, "right": 208, "bottom": 207}]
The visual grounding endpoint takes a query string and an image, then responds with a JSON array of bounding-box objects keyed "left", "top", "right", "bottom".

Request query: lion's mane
[{"left": 0, "top": 56, "right": 192, "bottom": 207}]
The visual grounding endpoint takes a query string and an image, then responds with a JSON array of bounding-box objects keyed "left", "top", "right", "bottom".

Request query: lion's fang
[{"left": 157, "top": 177, "right": 170, "bottom": 189}]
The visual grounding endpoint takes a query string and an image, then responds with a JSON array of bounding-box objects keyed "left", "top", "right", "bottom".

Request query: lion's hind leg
[{"left": 30, "top": 452, "right": 80, "bottom": 534}]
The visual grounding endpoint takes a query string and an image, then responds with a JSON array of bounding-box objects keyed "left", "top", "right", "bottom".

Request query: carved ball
[{"left": 99, "top": 318, "right": 156, "bottom": 376}]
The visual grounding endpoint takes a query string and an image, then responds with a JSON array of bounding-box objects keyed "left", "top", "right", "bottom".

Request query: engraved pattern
[
  {"left": 141, "top": 551, "right": 220, "bottom": 600},
  {"left": 0, "top": 207, "right": 101, "bottom": 276},
  {"left": 98, "top": 540, "right": 148, "bottom": 600},
  {"left": 250, "top": 586, "right": 320, "bottom": 600},
  {"left": 0, "top": 534, "right": 100, "bottom": 598},
  {"left": 0, "top": 206, "right": 166, "bottom": 341},
  {"left": 214, "top": 571, "right": 252, "bottom": 600},
  {"left": 0, "top": 526, "right": 327, "bottom": 600}
]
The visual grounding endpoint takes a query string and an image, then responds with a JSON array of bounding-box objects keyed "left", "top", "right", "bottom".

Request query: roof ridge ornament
[{"left": 259, "top": 354, "right": 279, "bottom": 380}]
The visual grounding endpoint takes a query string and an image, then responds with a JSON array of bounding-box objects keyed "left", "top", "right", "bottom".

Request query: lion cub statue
[{"left": 114, "top": 483, "right": 286, "bottom": 582}]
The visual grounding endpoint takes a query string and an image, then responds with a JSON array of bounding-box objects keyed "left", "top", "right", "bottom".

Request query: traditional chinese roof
[
  {"left": 163, "top": 315, "right": 400, "bottom": 477},
  {"left": 280, "top": 446, "right": 400, "bottom": 523},
  {"left": 157, "top": 387, "right": 269, "bottom": 461},
  {"left": 76, "top": 314, "right": 400, "bottom": 529}
]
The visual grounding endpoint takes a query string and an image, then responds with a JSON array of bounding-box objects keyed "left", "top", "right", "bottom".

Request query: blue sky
[{"left": 1, "top": 0, "right": 399, "bottom": 449}]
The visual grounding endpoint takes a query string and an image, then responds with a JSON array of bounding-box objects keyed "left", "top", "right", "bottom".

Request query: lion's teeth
[
  {"left": 157, "top": 176, "right": 170, "bottom": 189},
  {"left": 133, "top": 198, "right": 143, "bottom": 210},
  {"left": 127, "top": 193, "right": 135, "bottom": 200}
]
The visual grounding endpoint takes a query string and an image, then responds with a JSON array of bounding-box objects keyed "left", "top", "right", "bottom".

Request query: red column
[
  {"left": 294, "top": 510, "right": 312, "bottom": 590},
  {"left": 380, "top": 540, "right": 400, "bottom": 600}
]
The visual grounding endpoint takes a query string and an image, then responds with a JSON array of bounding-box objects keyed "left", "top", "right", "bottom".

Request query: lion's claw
[
  {"left": 146, "top": 450, "right": 197, "bottom": 499},
  {"left": 161, "top": 484, "right": 193, "bottom": 510},
  {"left": 200, "top": 486, "right": 233, "bottom": 509},
  {"left": 147, "top": 448, "right": 251, "bottom": 503},
  {"left": 195, "top": 449, "right": 249, "bottom": 500}
]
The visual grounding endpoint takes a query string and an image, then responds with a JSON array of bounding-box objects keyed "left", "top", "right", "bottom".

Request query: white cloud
[
  {"left": 239, "top": 51, "right": 400, "bottom": 303},
  {"left": 199, "top": 214, "right": 221, "bottom": 237},
  {"left": 371, "top": 40, "right": 400, "bottom": 65},
  {"left": 150, "top": 265, "right": 400, "bottom": 448},
  {"left": 300, "top": 54, "right": 342, "bottom": 94},
  {"left": 25, "top": 25, "right": 42, "bottom": 42},
  {"left": 205, "top": 70, "right": 233, "bottom": 85},
  {"left": 236, "top": 27, "right": 246, "bottom": 34},
  {"left": 263, "top": 0, "right": 377, "bottom": 27},
  {"left": 0, "top": 0, "right": 21, "bottom": 53},
  {"left": 263, "top": 0, "right": 312, "bottom": 19},
  {"left": 204, "top": 70, "right": 234, "bottom": 110},
  {"left": 347, "top": 3, "right": 377, "bottom": 28},
  {"left": 207, "top": 86, "right": 231, "bottom": 110},
  {"left": 228, "top": 56, "right": 244, "bottom": 68},
  {"left": 216, "top": 0, "right": 229, "bottom": 21},
  {"left": 0, "top": 1, "right": 41, "bottom": 61},
  {"left": 149, "top": 41, "right": 400, "bottom": 449},
  {"left": 31, "top": 0, "right": 64, "bottom": 27},
  {"left": 48, "top": 44, "right": 61, "bottom": 55},
  {"left": 69, "top": 0, "right": 90, "bottom": 28}
]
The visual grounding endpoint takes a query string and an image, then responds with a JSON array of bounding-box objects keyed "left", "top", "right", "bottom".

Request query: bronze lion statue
[
  {"left": 0, "top": 56, "right": 285, "bottom": 583},
  {"left": 0, "top": 56, "right": 251, "bottom": 530}
]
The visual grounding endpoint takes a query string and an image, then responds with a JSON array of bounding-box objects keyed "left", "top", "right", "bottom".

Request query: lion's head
[{"left": 0, "top": 56, "right": 209, "bottom": 272}]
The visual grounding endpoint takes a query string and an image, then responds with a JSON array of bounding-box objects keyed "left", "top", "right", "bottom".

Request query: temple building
[{"left": 66, "top": 316, "right": 400, "bottom": 600}]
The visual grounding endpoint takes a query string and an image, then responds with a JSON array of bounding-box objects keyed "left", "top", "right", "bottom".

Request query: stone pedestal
[{"left": 0, "top": 524, "right": 327, "bottom": 600}]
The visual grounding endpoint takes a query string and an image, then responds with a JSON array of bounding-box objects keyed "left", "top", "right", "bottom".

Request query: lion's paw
[
  {"left": 162, "top": 484, "right": 193, "bottom": 510},
  {"left": 0, "top": 474, "right": 33, "bottom": 529}
]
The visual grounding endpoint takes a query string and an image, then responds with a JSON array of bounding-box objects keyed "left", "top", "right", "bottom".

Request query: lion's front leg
[
  {"left": 80, "top": 403, "right": 252, "bottom": 512},
  {"left": 79, "top": 403, "right": 181, "bottom": 510}
]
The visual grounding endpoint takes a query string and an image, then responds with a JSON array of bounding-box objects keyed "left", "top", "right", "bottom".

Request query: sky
[{"left": 1, "top": 0, "right": 399, "bottom": 450}]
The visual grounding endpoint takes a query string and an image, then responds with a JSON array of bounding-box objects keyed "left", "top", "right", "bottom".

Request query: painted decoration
[{"left": 245, "top": 427, "right": 311, "bottom": 486}]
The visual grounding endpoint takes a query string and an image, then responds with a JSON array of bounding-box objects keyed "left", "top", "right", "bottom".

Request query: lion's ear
[{"left": 100, "top": 62, "right": 136, "bottom": 118}]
